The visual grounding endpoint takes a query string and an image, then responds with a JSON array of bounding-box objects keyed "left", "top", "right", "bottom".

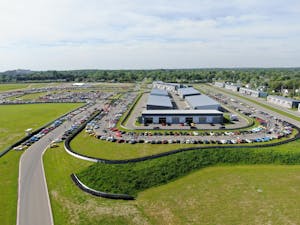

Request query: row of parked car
[
  {"left": 13, "top": 104, "right": 95, "bottom": 151},
  {"left": 93, "top": 133, "right": 288, "bottom": 145},
  {"left": 13, "top": 119, "right": 64, "bottom": 150}
]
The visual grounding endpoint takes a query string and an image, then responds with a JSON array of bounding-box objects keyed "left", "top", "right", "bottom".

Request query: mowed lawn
[
  {"left": 7, "top": 91, "right": 48, "bottom": 101},
  {"left": 70, "top": 131, "right": 300, "bottom": 160},
  {"left": 0, "top": 83, "right": 29, "bottom": 92},
  {"left": 0, "top": 103, "right": 83, "bottom": 225},
  {"left": 0, "top": 103, "right": 82, "bottom": 151},
  {"left": 44, "top": 145, "right": 300, "bottom": 225},
  {"left": 0, "top": 83, "right": 51, "bottom": 92}
]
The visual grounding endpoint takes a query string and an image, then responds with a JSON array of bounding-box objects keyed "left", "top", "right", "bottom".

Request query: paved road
[{"left": 17, "top": 102, "right": 103, "bottom": 225}]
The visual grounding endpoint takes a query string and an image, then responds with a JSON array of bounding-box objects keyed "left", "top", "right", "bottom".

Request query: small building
[
  {"left": 177, "top": 87, "right": 200, "bottom": 99},
  {"left": 142, "top": 110, "right": 223, "bottom": 124},
  {"left": 267, "top": 95, "right": 300, "bottom": 109},
  {"left": 239, "top": 87, "right": 268, "bottom": 98},
  {"left": 214, "top": 82, "right": 225, "bottom": 88},
  {"left": 225, "top": 84, "right": 240, "bottom": 92},
  {"left": 185, "top": 95, "right": 220, "bottom": 110},
  {"left": 150, "top": 88, "right": 169, "bottom": 96},
  {"left": 146, "top": 94, "right": 173, "bottom": 110},
  {"left": 153, "top": 81, "right": 182, "bottom": 93}
]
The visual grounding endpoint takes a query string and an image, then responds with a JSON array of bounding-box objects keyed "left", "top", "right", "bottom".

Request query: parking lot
[
  {"left": 83, "top": 90, "right": 296, "bottom": 146},
  {"left": 125, "top": 92, "right": 250, "bottom": 130}
]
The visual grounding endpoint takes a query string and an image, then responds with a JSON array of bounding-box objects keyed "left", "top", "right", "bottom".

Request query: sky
[{"left": 0, "top": 0, "right": 300, "bottom": 71}]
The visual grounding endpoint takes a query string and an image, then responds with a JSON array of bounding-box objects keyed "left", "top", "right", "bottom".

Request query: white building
[
  {"left": 214, "top": 82, "right": 225, "bottom": 88},
  {"left": 177, "top": 87, "right": 200, "bottom": 99},
  {"left": 142, "top": 110, "right": 223, "bottom": 124},
  {"left": 185, "top": 95, "right": 220, "bottom": 110},
  {"left": 153, "top": 81, "right": 182, "bottom": 93},
  {"left": 267, "top": 95, "right": 300, "bottom": 109},
  {"left": 239, "top": 87, "right": 268, "bottom": 98},
  {"left": 225, "top": 84, "right": 240, "bottom": 92}
]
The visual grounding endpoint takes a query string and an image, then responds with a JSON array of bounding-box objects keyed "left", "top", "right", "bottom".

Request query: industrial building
[
  {"left": 239, "top": 87, "right": 268, "bottom": 98},
  {"left": 267, "top": 95, "right": 300, "bottom": 109},
  {"left": 142, "top": 110, "right": 223, "bottom": 124},
  {"left": 153, "top": 81, "right": 183, "bottom": 93},
  {"left": 146, "top": 94, "right": 173, "bottom": 110},
  {"left": 185, "top": 95, "right": 220, "bottom": 110},
  {"left": 214, "top": 82, "right": 225, "bottom": 88},
  {"left": 224, "top": 84, "right": 240, "bottom": 92},
  {"left": 150, "top": 88, "right": 169, "bottom": 96},
  {"left": 177, "top": 87, "right": 200, "bottom": 99}
]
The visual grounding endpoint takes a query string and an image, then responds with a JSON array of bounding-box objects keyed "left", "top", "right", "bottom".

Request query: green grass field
[
  {"left": 0, "top": 83, "right": 29, "bottom": 92},
  {"left": 44, "top": 145, "right": 300, "bottom": 225},
  {"left": 0, "top": 103, "right": 83, "bottom": 151},
  {"left": 7, "top": 92, "right": 48, "bottom": 101},
  {"left": 0, "top": 83, "right": 52, "bottom": 92},
  {"left": 76, "top": 138, "right": 300, "bottom": 197},
  {"left": 0, "top": 103, "right": 83, "bottom": 225}
]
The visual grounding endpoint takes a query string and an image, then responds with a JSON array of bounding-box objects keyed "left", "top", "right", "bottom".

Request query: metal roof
[
  {"left": 268, "top": 95, "right": 300, "bottom": 103},
  {"left": 147, "top": 95, "right": 173, "bottom": 108},
  {"left": 185, "top": 95, "right": 220, "bottom": 108},
  {"left": 142, "top": 109, "right": 223, "bottom": 115},
  {"left": 150, "top": 88, "right": 169, "bottom": 96},
  {"left": 178, "top": 87, "right": 200, "bottom": 96}
]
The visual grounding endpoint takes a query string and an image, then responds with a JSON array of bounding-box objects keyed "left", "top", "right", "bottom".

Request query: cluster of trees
[
  {"left": 1, "top": 68, "right": 299, "bottom": 92},
  {"left": 77, "top": 146, "right": 300, "bottom": 196}
]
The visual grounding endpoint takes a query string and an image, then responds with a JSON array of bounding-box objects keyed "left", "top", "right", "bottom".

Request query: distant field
[
  {"left": 7, "top": 91, "right": 48, "bottom": 101},
  {"left": 44, "top": 145, "right": 300, "bottom": 225},
  {"left": 0, "top": 103, "right": 83, "bottom": 225},
  {"left": 0, "top": 83, "right": 51, "bottom": 92},
  {"left": 0, "top": 103, "right": 83, "bottom": 151},
  {"left": 0, "top": 83, "right": 29, "bottom": 92}
]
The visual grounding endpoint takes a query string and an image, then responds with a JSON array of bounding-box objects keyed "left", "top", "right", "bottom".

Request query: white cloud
[{"left": 0, "top": 0, "right": 299, "bottom": 70}]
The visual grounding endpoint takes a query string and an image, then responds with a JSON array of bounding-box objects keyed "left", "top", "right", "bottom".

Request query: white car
[{"left": 220, "top": 140, "right": 227, "bottom": 144}]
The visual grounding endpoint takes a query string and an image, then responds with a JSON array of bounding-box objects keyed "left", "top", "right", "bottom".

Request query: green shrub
[{"left": 77, "top": 147, "right": 300, "bottom": 197}]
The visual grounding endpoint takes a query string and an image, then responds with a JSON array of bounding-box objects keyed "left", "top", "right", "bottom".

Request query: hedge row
[{"left": 76, "top": 145, "right": 300, "bottom": 197}]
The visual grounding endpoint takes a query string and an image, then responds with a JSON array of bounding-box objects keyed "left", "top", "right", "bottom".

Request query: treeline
[
  {"left": 77, "top": 146, "right": 300, "bottom": 197},
  {"left": 1, "top": 68, "right": 300, "bottom": 91}
]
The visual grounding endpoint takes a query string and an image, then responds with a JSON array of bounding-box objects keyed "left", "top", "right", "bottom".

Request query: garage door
[{"left": 172, "top": 117, "right": 180, "bottom": 124}]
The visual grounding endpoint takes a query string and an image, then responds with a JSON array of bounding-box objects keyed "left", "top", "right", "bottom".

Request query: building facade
[
  {"left": 239, "top": 87, "right": 268, "bottom": 98},
  {"left": 153, "top": 81, "right": 182, "bottom": 93},
  {"left": 267, "top": 95, "right": 300, "bottom": 109},
  {"left": 214, "top": 82, "right": 225, "bottom": 88},
  {"left": 142, "top": 110, "right": 223, "bottom": 124},
  {"left": 224, "top": 84, "right": 240, "bottom": 92}
]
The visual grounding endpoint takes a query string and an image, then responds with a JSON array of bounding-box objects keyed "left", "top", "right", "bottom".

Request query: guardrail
[
  {"left": 0, "top": 103, "right": 89, "bottom": 158},
  {"left": 71, "top": 173, "right": 134, "bottom": 200},
  {"left": 64, "top": 110, "right": 103, "bottom": 163}
]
